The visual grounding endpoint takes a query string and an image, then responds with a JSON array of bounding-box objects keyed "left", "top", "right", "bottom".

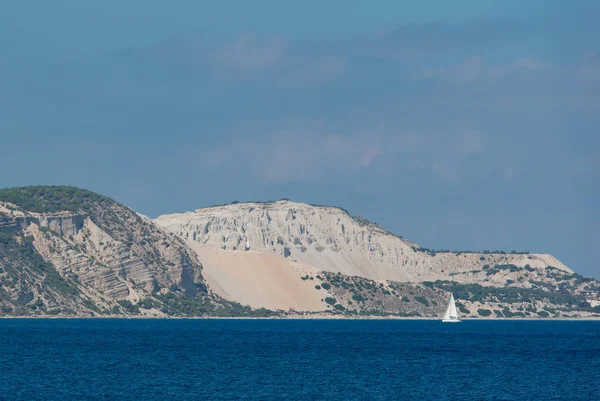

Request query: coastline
[{"left": 2, "top": 315, "right": 599, "bottom": 321}]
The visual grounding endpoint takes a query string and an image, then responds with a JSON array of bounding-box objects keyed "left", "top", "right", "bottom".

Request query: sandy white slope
[
  {"left": 189, "top": 243, "right": 325, "bottom": 311},
  {"left": 155, "top": 200, "right": 572, "bottom": 309},
  {"left": 156, "top": 200, "right": 570, "bottom": 279}
]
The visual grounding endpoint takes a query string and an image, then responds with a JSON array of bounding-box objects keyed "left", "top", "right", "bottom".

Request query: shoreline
[{"left": 1, "top": 315, "right": 599, "bottom": 321}]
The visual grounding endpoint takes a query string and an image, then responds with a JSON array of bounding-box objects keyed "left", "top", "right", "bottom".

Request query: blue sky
[{"left": 1, "top": 1, "right": 598, "bottom": 277}]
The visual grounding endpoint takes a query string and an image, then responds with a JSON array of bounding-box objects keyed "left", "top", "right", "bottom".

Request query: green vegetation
[
  {"left": 477, "top": 308, "right": 492, "bottom": 317},
  {"left": 320, "top": 282, "right": 331, "bottom": 290},
  {"left": 456, "top": 302, "right": 470, "bottom": 314},
  {"left": 153, "top": 292, "right": 279, "bottom": 317},
  {"left": 0, "top": 233, "right": 79, "bottom": 300},
  {"left": 0, "top": 186, "right": 113, "bottom": 213},
  {"left": 325, "top": 297, "right": 337, "bottom": 306},
  {"left": 82, "top": 299, "right": 101, "bottom": 313},
  {"left": 421, "top": 279, "right": 600, "bottom": 316},
  {"left": 414, "top": 296, "right": 429, "bottom": 306},
  {"left": 501, "top": 307, "right": 525, "bottom": 318},
  {"left": 411, "top": 246, "right": 530, "bottom": 256},
  {"left": 197, "top": 198, "right": 293, "bottom": 210},
  {"left": 537, "top": 311, "right": 550, "bottom": 318},
  {"left": 117, "top": 300, "right": 140, "bottom": 314},
  {"left": 495, "top": 264, "right": 522, "bottom": 272},
  {"left": 315, "top": 271, "right": 445, "bottom": 317},
  {"left": 352, "top": 294, "right": 365, "bottom": 302},
  {"left": 138, "top": 298, "right": 160, "bottom": 309}
]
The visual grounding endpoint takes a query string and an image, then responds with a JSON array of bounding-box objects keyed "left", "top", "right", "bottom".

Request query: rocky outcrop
[
  {"left": 1, "top": 189, "right": 598, "bottom": 318},
  {"left": 0, "top": 187, "right": 212, "bottom": 317},
  {"left": 155, "top": 200, "right": 572, "bottom": 286},
  {"left": 153, "top": 200, "right": 600, "bottom": 318},
  {"left": 0, "top": 212, "right": 86, "bottom": 236}
]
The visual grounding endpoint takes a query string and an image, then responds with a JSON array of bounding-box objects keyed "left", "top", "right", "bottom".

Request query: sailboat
[{"left": 442, "top": 293, "right": 461, "bottom": 323}]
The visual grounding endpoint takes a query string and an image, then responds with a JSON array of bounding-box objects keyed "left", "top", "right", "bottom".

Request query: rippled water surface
[{"left": 0, "top": 319, "right": 598, "bottom": 400}]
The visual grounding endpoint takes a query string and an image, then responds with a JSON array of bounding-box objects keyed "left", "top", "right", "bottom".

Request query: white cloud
[
  {"left": 455, "top": 56, "right": 483, "bottom": 82},
  {"left": 275, "top": 56, "right": 347, "bottom": 88},
  {"left": 199, "top": 129, "right": 489, "bottom": 183},
  {"left": 489, "top": 57, "right": 548, "bottom": 77},
  {"left": 200, "top": 132, "right": 380, "bottom": 183},
  {"left": 562, "top": 155, "right": 599, "bottom": 178},
  {"left": 422, "top": 56, "right": 549, "bottom": 82},
  {"left": 429, "top": 131, "right": 487, "bottom": 181},
  {"left": 579, "top": 51, "right": 600, "bottom": 82},
  {"left": 217, "top": 33, "right": 287, "bottom": 69}
]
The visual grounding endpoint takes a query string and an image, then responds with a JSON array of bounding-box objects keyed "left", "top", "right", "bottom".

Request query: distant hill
[
  {"left": 0, "top": 186, "right": 272, "bottom": 317},
  {"left": 155, "top": 200, "right": 600, "bottom": 318},
  {"left": 1, "top": 187, "right": 599, "bottom": 318}
]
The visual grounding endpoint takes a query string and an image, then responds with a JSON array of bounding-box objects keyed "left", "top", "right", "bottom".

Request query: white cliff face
[
  {"left": 4, "top": 189, "right": 590, "bottom": 318},
  {"left": 157, "top": 201, "right": 414, "bottom": 281},
  {"left": 0, "top": 199, "right": 205, "bottom": 305},
  {"left": 155, "top": 200, "right": 572, "bottom": 284}
]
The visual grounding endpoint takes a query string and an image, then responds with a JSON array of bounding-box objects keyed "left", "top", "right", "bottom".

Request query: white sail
[{"left": 442, "top": 294, "right": 460, "bottom": 322}]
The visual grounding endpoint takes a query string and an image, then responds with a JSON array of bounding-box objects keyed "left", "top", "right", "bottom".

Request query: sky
[{"left": 1, "top": 1, "right": 598, "bottom": 277}]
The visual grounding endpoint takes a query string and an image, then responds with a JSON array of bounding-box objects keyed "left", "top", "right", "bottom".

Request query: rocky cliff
[
  {"left": 155, "top": 200, "right": 600, "bottom": 318},
  {"left": 0, "top": 186, "right": 268, "bottom": 317},
  {"left": 154, "top": 200, "right": 571, "bottom": 284},
  {"left": 1, "top": 189, "right": 598, "bottom": 319}
]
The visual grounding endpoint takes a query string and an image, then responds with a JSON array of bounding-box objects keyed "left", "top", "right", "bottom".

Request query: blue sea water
[{"left": 0, "top": 319, "right": 598, "bottom": 400}]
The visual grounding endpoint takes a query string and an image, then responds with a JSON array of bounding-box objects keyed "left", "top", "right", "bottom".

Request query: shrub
[
  {"left": 82, "top": 299, "right": 101, "bottom": 313},
  {"left": 456, "top": 304, "right": 470, "bottom": 314},
  {"left": 0, "top": 186, "right": 113, "bottom": 213},
  {"left": 138, "top": 298, "right": 158, "bottom": 309},
  {"left": 477, "top": 308, "right": 492, "bottom": 317},
  {"left": 537, "top": 311, "right": 550, "bottom": 318},
  {"left": 321, "top": 283, "right": 331, "bottom": 290},
  {"left": 314, "top": 285, "right": 321, "bottom": 290},
  {"left": 494, "top": 264, "right": 522, "bottom": 273},
  {"left": 117, "top": 300, "right": 140, "bottom": 314},
  {"left": 325, "top": 297, "right": 337, "bottom": 306},
  {"left": 414, "top": 296, "right": 429, "bottom": 306}
]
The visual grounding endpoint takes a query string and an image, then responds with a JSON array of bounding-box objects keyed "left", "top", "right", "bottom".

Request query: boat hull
[{"left": 442, "top": 319, "right": 461, "bottom": 323}]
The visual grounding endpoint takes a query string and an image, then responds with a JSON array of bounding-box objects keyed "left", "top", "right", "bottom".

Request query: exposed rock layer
[
  {"left": 1, "top": 189, "right": 598, "bottom": 318},
  {"left": 0, "top": 187, "right": 208, "bottom": 316},
  {"left": 155, "top": 200, "right": 571, "bottom": 285}
]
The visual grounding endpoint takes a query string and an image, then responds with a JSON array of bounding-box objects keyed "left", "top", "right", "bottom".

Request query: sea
[{"left": 0, "top": 319, "right": 598, "bottom": 400}]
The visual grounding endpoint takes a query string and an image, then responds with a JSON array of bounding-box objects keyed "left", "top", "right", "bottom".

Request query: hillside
[
  {"left": 154, "top": 200, "right": 571, "bottom": 285},
  {"left": 0, "top": 186, "right": 271, "bottom": 317},
  {"left": 155, "top": 200, "right": 600, "bottom": 318},
  {"left": 1, "top": 188, "right": 599, "bottom": 318}
]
